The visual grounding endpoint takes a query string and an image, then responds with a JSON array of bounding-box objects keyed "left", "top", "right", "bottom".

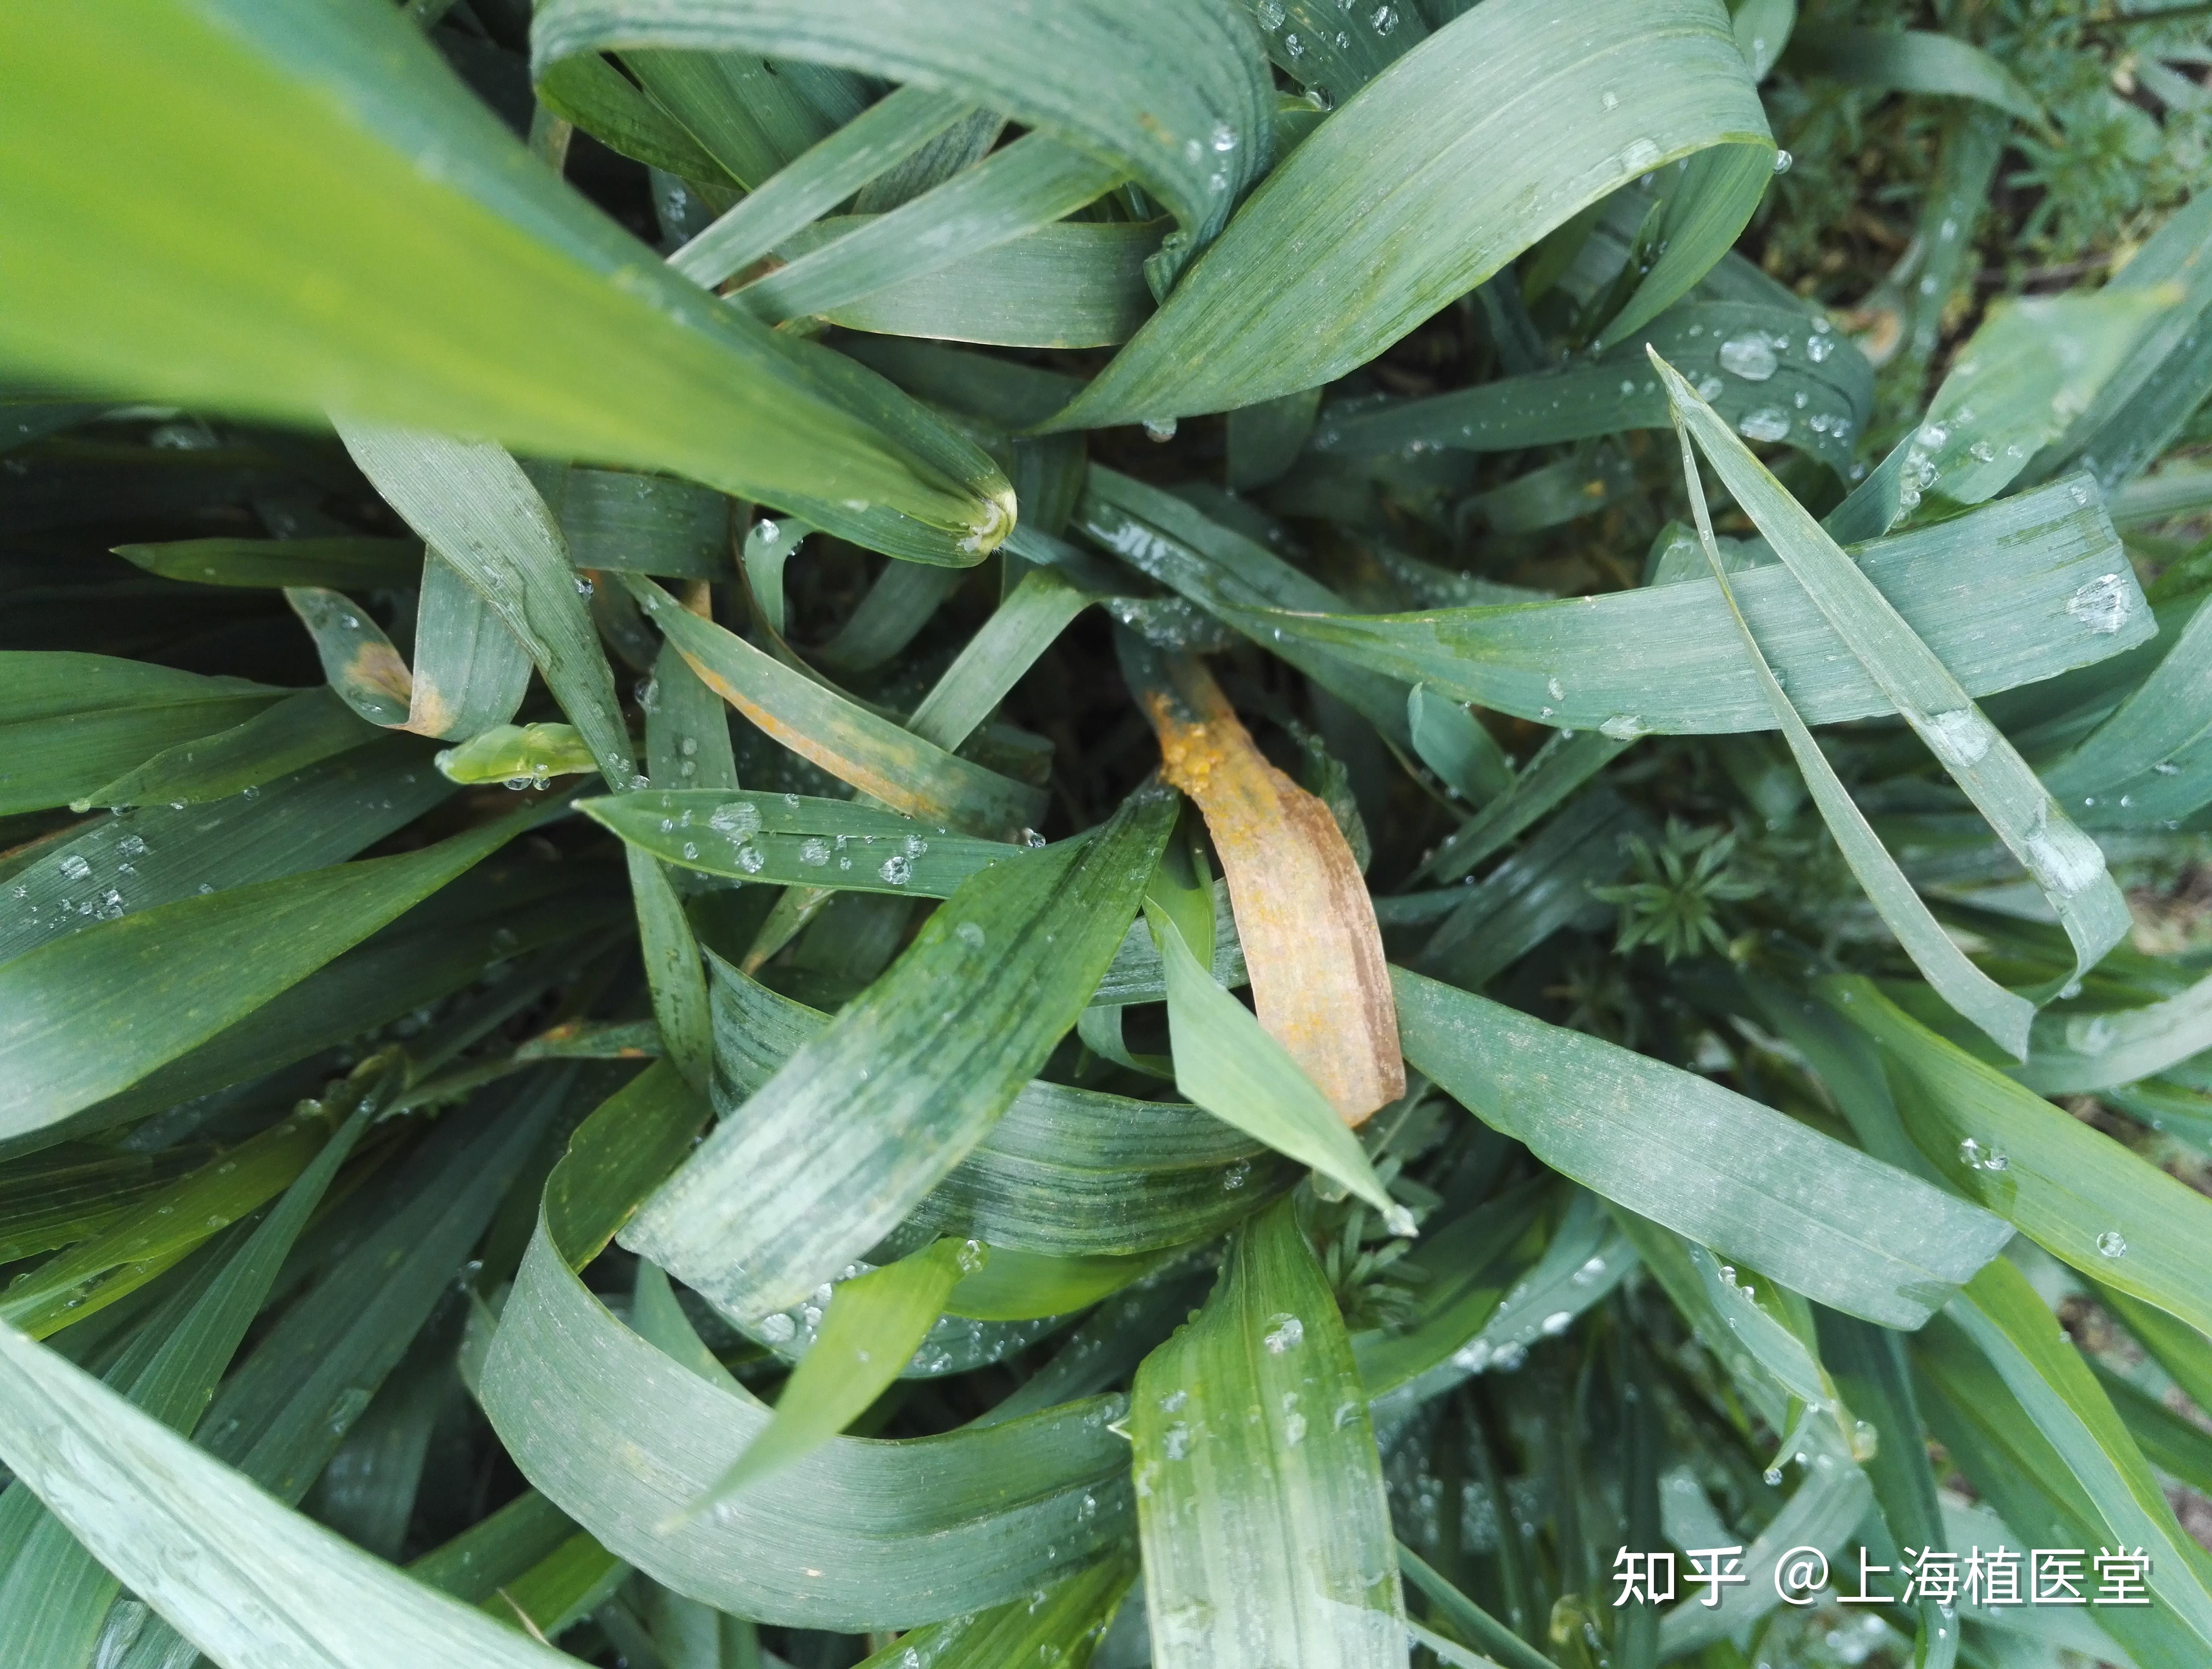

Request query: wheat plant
[{"left": 3, "top": 2, "right": 2212, "bottom": 1667}]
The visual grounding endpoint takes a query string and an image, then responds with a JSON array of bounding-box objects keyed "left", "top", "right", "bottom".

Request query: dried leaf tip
[{"left": 1134, "top": 652, "right": 1403, "bottom": 1123}]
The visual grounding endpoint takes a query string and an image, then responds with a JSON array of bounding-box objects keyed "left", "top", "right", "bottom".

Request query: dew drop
[
  {"left": 2066, "top": 573, "right": 2132, "bottom": 636},
  {"left": 1718, "top": 334, "right": 1779, "bottom": 381},
  {"left": 1261, "top": 1313, "right": 1305, "bottom": 1353},
  {"left": 1738, "top": 407, "right": 1792, "bottom": 443},
  {"left": 1921, "top": 707, "right": 1995, "bottom": 769},
  {"left": 2097, "top": 1231, "right": 2128, "bottom": 1259},
  {"left": 709, "top": 801, "right": 762, "bottom": 838}
]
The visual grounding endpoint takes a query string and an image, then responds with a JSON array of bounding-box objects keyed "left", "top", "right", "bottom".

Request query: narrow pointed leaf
[
  {"left": 0, "top": 1105, "right": 337, "bottom": 1339},
  {"left": 586, "top": 789, "right": 1015, "bottom": 895},
  {"left": 82, "top": 688, "right": 381, "bottom": 810},
  {"left": 1313, "top": 300, "right": 1869, "bottom": 477},
  {"left": 1784, "top": 26, "right": 2041, "bottom": 121},
  {"left": 1, "top": 739, "right": 450, "bottom": 968},
  {"left": 1824, "top": 974, "right": 2212, "bottom": 1339},
  {"left": 0, "top": 1071, "right": 384, "bottom": 1669},
  {"left": 1267, "top": 473, "right": 2145, "bottom": 735},
  {"left": 627, "top": 845, "right": 712, "bottom": 1092},
  {"left": 620, "top": 786, "right": 1176, "bottom": 1320},
  {"left": 114, "top": 537, "right": 419, "bottom": 592},
  {"left": 2034, "top": 190, "right": 2212, "bottom": 491},
  {"left": 406, "top": 553, "right": 534, "bottom": 741},
  {"left": 1826, "top": 291, "right": 2170, "bottom": 544},
  {"left": 0, "top": 653, "right": 283, "bottom": 816},
  {"left": 1669, "top": 418, "right": 2033, "bottom": 1056},
  {"left": 846, "top": 1557, "right": 1134, "bottom": 1669},
  {"left": 1147, "top": 896, "right": 1398, "bottom": 1223},
  {"left": 0, "top": 1319, "right": 580, "bottom": 1669},
  {"left": 533, "top": 0, "right": 1273, "bottom": 279},
  {"left": 0, "top": 798, "right": 557, "bottom": 1137},
  {"left": 626, "top": 575, "right": 1044, "bottom": 838},
  {"left": 670, "top": 85, "right": 976, "bottom": 287},
  {"left": 1050, "top": 0, "right": 1770, "bottom": 426},
  {"left": 1394, "top": 968, "right": 2014, "bottom": 1327},
  {"left": 1656, "top": 351, "right": 2133, "bottom": 982},
  {"left": 704, "top": 951, "right": 1283, "bottom": 1258},
  {"left": 336, "top": 422, "right": 635, "bottom": 782},
  {"left": 680, "top": 1238, "right": 972, "bottom": 1513},
  {"left": 1936, "top": 1259, "right": 2212, "bottom": 1652},
  {"left": 734, "top": 134, "right": 1121, "bottom": 325}
]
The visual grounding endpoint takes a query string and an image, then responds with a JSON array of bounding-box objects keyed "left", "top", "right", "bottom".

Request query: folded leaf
[
  {"left": 479, "top": 1062, "right": 1134, "bottom": 1629},
  {"left": 532, "top": 0, "right": 1273, "bottom": 286},
  {"left": 0, "top": 0, "right": 1014, "bottom": 561}
]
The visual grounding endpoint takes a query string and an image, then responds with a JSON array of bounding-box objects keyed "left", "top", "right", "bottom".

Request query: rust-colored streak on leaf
[
  {"left": 401, "top": 675, "right": 454, "bottom": 738},
  {"left": 1141, "top": 655, "right": 1404, "bottom": 1124},
  {"left": 675, "top": 646, "right": 929, "bottom": 819}
]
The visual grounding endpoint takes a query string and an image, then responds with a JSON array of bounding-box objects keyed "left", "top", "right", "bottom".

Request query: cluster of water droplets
[
  {"left": 750, "top": 1259, "right": 1055, "bottom": 1375},
  {"left": 1689, "top": 317, "right": 1846, "bottom": 449}
]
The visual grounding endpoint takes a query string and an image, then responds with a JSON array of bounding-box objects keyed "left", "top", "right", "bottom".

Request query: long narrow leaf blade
[{"left": 1131, "top": 1197, "right": 1407, "bottom": 1668}]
